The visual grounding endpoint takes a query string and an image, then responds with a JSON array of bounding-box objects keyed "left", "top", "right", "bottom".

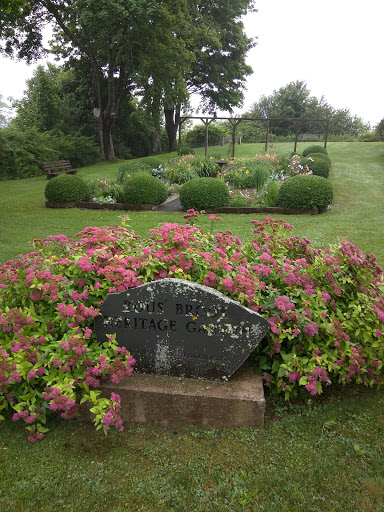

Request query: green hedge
[
  {"left": 180, "top": 178, "right": 230, "bottom": 210},
  {"left": 276, "top": 175, "right": 333, "bottom": 211},
  {"left": 302, "top": 145, "right": 328, "bottom": 157},
  {"left": 45, "top": 174, "right": 90, "bottom": 203},
  {"left": 305, "top": 156, "right": 331, "bottom": 179},
  {"left": 122, "top": 173, "right": 168, "bottom": 205}
]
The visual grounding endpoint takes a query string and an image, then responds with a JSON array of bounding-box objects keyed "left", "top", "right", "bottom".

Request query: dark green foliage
[
  {"left": 139, "top": 157, "right": 164, "bottom": 169},
  {"left": 276, "top": 175, "right": 333, "bottom": 211},
  {"left": 306, "top": 156, "right": 331, "bottom": 179},
  {"left": 179, "top": 178, "right": 230, "bottom": 210},
  {"left": 376, "top": 119, "right": 384, "bottom": 141},
  {"left": 1, "top": 127, "right": 60, "bottom": 179},
  {"left": 0, "top": 126, "right": 99, "bottom": 180},
  {"left": 122, "top": 173, "right": 168, "bottom": 205},
  {"left": 49, "top": 132, "right": 100, "bottom": 168},
  {"left": 177, "top": 146, "right": 195, "bottom": 156},
  {"left": 302, "top": 145, "right": 328, "bottom": 157},
  {"left": 305, "top": 152, "right": 331, "bottom": 166},
  {"left": 44, "top": 174, "right": 90, "bottom": 203},
  {"left": 116, "top": 162, "right": 152, "bottom": 184}
]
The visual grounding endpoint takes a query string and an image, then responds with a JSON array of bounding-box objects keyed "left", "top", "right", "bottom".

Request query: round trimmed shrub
[
  {"left": 179, "top": 178, "right": 230, "bottom": 210},
  {"left": 45, "top": 174, "right": 90, "bottom": 203},
  {"left": 276, "top": 175, "right": 333, "bottom": 211},
  {"left": 305, "top": 156, "right": 331, "bottom": 179},
  {"left": 122, "top": 173, "right": 168, "bottom": 205},
  {"left": 302, "top": 145, "right": 328, "bottom": 157},
  {"left": 305, "top": 152, "right": 331, "bottom": 166}
]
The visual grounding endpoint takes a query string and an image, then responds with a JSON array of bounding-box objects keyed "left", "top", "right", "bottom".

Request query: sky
[{"left": 0, "top": 0, "right": 383, "bottom": 128}]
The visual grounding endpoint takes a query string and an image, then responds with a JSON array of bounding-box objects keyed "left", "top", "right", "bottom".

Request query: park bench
[{"left": 43, "top": 160, "right": 78, "bottom": 180}]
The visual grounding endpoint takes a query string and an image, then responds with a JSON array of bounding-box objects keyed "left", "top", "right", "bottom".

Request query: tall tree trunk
[
  {"left": 164, "top": 104, "right": 181, "bottom": 152},
  {"left": 150, "top": 91, "right": 162, "bottom": 154},
  {"left": 151, "top": 131, "right": 162, "bottom": 154},
  {"left": 94, "top": 109, "right": 116, "bottom": 161}
]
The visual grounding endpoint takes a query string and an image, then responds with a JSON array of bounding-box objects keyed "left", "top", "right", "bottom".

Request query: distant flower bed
[{"left": 44, "top": 146, "right": 333, "bottom": 213}]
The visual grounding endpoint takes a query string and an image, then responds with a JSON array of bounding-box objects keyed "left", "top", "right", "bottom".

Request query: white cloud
[{"left": 240, "top": 0, "right": 384, "bottom": 127}]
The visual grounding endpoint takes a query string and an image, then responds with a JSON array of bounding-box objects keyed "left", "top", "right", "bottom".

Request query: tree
[
  {"left": 376, "top": 119, "right": 384, "bottom": 141},
  {"left": 0, "top": 94, "right": 10, "bottom": 127},
  {"left": 0, "top": 0, "right": 192, "bottom": 160},
  {"left": 160, "top": 0, "right": 256, "bottom": 151},
  {"left": 249, "top": 80, "right": 368, "bottom": 137},
  {"left": 184, "top": 122, "right": 228, "bottom": 146}
]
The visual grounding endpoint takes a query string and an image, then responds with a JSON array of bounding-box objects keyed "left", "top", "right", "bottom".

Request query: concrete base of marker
[{"left": 91, "top": 363, "right": 265, "bottom": 429}]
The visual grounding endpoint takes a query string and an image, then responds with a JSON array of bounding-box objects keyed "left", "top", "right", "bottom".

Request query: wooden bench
[{"left": 43, "top": 160, "right": 78, "bottom": 180}]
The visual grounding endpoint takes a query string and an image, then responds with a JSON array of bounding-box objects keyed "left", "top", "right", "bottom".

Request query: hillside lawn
[{"left": 0, "top": 142, "right": 384, "bottom": 511}]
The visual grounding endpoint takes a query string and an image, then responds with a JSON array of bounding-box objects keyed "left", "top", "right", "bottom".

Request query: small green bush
[
  {"left": 139, "top": 156, "right": 164, "bottom": 169},
  {"left": 117, "top": 161, "right": 151, "bottom": 184},
  {"left": 305, "top": 152, "right": 332, "bottom": 166},
  {"left": 276, "top": 175, "right": 333, "bottom": 211},
  {"left": 177, "top": 146, "right": 195, "bottom": 156},
  {"left": 45, "top": 174, "right": 90, "bottom": 203},
  {"left": 306, "top": 157, "right": 331, "bottom": 179},
  {"left": 230, "top": 195, "right": 248, "bottom": 207},
  {"left": 251, "top": 180, "right": 280, "bottom": 207},
  {"left": 180, "top": 178, "right": 230, "bottom": 210},
  {"left": 194, "top": 158, "right": 219, "bottom": 178},
  {"left": 302, "top": 145, "right": 328, "bottom": 157},
  {"left": 122, "top": 173, "right": 168, "bottom": 205}
]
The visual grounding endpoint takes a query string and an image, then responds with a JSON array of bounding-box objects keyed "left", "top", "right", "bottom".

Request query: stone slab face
[
  {"left": 94, "top": 278, "right": 270, "bottom": 380},
  {"left": 95, "top": 364, "right": 266, "bottom": 429}
]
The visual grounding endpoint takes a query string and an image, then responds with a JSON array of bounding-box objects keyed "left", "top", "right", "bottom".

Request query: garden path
[{"left": 153, "top": 193, "right": 182, "bottom": 211}]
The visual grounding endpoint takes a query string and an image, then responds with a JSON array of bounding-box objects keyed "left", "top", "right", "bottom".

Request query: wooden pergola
[{"left": 179, "top": 116, "right": 330, "bottom": 158}]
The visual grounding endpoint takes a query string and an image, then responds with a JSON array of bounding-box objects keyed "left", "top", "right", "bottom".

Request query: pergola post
[{"left": 324, "top": 118, "right": 330, "bottom": 148}]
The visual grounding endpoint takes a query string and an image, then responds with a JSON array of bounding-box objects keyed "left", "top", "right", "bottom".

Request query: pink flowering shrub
[{"left": 1, "top": 217, "right": 384, "bottom": 441}]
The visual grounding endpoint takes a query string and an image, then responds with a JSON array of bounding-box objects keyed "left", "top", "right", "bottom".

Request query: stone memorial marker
[{"left": 94, "top": 278, "right": 270, "bottom": 380}]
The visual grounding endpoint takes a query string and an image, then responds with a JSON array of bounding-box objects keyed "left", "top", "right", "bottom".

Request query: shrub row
[
  {"left": 0, "top": 126, "right": 100, "bottom": 180},
  {"left": 45, "top": 172, "right": 168, "bottom": 206}
]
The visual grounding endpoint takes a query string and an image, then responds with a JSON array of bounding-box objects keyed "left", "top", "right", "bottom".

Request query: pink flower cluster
[{"left": 102, "top": 392, "right": 124, "bottom": 432}]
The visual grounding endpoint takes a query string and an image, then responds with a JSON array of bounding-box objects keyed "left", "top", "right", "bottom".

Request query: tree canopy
[
  {"left": 248, "top": 80, "right": 369, "bottom": 136},
  {"left": 1, "top": 0, "right": 256, "bottom": 158}
]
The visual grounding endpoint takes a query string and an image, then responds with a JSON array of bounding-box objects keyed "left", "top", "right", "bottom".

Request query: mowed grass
[
  {"left": 1, "top": 142, "right": 384, "bottom": 265},
  {"left": 1, "top": 142, "right": 384, "bottom": 511},
  {"left": 1, "top": 387, "right": 384, "bottom": 511}
]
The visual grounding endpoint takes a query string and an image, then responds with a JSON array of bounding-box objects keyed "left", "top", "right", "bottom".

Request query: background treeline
[{"left": 1, "top": 70, "right": 383, "bottom": 179}]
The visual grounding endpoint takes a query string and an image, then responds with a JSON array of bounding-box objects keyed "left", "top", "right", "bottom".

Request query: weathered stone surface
[
  {"left": 96, "top": 363, "right": 266, "bottom": 429},
  {"left": 94, "top": 278, "right": 270, "bottom": 380}
]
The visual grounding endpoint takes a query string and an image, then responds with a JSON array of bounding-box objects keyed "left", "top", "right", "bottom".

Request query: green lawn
[
  {"left": 1, "top": 142, "right": 384, "bottom": 511},
  {"left": 1, "top": 142, "right": 384, "bottom": 266}
]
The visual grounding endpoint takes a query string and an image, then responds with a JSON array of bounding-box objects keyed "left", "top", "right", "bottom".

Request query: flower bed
[{"left": 1, "top": 216, "right": 383, "bottom": 441}]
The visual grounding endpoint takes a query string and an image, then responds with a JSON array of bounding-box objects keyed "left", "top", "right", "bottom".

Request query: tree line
[
  {"left": 0, "top": 1, "right": 382, "bottom": 179},
  {"left": 0, "top": 0, "right": 255, "bottom": 163}
]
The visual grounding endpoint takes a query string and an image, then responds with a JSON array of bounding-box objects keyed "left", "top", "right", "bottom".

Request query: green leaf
[{"left": 271, "top": 359, "right": 280, "bottom": 374}]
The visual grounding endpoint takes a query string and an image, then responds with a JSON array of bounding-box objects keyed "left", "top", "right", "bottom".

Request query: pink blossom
[
  {"left": 274, "top": 296, "right": 295, "bottom": 312},
  {"left": 222, "top": 277, "right": 234, "bottom": 292},
  {"left": 304, "top": 322, "right": 318, "bottom": 338},
  {"left": 321, "top": 291, "right": 331, "bottom": 302},
  {"left": 27, "top": 369, "right": 36, "bottom": 380}
]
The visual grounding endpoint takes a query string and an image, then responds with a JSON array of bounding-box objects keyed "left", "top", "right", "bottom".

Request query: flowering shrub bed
[
  {"left": 164, "top": 156, "right": 219, "bottom": 184},
  {"left": 1, "top": 216, "right": 383, "bottom": 440}
]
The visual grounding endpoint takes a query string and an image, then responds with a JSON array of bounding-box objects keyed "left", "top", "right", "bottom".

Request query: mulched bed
[{"left": 46, "top": 199, "right": 323, "bottom": 215}]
